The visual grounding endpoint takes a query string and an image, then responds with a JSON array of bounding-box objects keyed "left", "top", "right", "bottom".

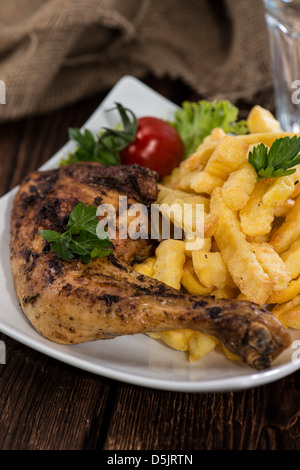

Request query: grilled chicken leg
[{"left": 10, "top": 162, "right": 291, "bottom": 369}]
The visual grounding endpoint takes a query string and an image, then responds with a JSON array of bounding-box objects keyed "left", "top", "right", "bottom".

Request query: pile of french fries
[{"left": 133, "top": 105, "right": 300, "bottom": 363}]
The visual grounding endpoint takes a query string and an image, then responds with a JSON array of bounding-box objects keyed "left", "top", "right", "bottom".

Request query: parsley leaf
[
  {"left": 171, "top": 100, "right": 248, "bottom": 157},
  {"left": 40, "top": 202, "right": 113, "bottom": 263},
  {"left": 60, "top": 103, "right": 137, "bottom": 167},
  {"left": 248, "top": 136, "right": 300, "bottom": 180}
]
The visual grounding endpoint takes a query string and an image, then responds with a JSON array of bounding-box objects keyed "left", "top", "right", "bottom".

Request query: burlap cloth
[{"left": 0, "top": 0, "right": 273, "bottom": 122}]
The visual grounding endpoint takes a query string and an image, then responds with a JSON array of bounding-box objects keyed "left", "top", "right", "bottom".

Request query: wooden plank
[
  {"left": 102, "top": 375, "right": 300, "bottom": 450},
  {"left": 0, "top": 333, "right": 115, "bottom": 450},
  {"left": 0, "top": 94, "right": 106, "bottom": 196}
]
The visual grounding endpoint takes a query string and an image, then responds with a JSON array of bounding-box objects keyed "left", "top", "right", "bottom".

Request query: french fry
[
  {"left": 221, "top": 161, "right": 257, "bottom": 211},
  {"left": 246, "top": 234, "right": 271, "bottom": 243},
  {"left": 239, "top": 180, "right": 275, "bottom": 237},
  {"left": 148, "top": 330, "right": 195, "bottom": 352},
  {"left": 190, "top": 171, "right": 224, "bottom": 195},
  {"left": 192, "top": 250, "right": 235, "bottom": 290},
  {"left": 157, "top": 187, "right": 217, "bottom": 240},
  {"left": 209, "top": 286, "right": 240, "bottom": 300},
  {"left": 281, "top": 238, "right": 300, "bottom": 279},
  {"left": 153, "top": 240, "right": 186, "bottom": 290},
  {"left": 157, "top": 185, "right": 210, "bottom": 212},
  {"left": 190, "top": 136, "right": 249, "bottom": 194},
  {"left": 149, "top": 329, "right": 219, "bottom": 363},
  {"left": 184, "top": 142, "right": 218, "bottom": 171},
  {"left": 184, "top": 236, "right": 212, "bottom": 257},
  {"left": 262, "top": 176, "right": 294, "bottom": 206},
  {"left": 181, "top": 258, "right": 214, "bottom": 295},
  {"left": 239, "top": 176, "right": 293, "bottom": 237},
  {"left": 237, "top": 293, "right": 248, "bottom": 301},
  {"left": 270, "top": 194, "right": 300, "bottom": 253},
  {"left": 267, "top": 275, "right": 300, "bottom": 304},
  {"left": 184, "top": 128, "right": 226, "bottom": 171},
  {"left": 247, "top": 105, "right": 281, "bottom": 133},
  {"left": 174, "top": 171, "right": 199, "bottom": 191},
  {"left": 133, "top": 257, "right": 156, "bottom": 278},
  {"left": 221, "top": 344, "right": 240, "bottom": 362},
  {"left": 203, "top": 127, "right": 227, "bottom": 144},
  {"left": 250, "top": 241, "right": 290, "bottom": 290},
  {"left": 272, "top": 296, "right": 300, "bottom": 329},
  {"left": 162, "top": 161, "right": 193, "bottom": 190},
  {"left": 188, "top": 332, "right": 219, "bottom": 362},
  {"left": 235, "top": 132, "right": 300, "bottom": 146},
  {"left": 274, "top": 199, "right": 295, "bottom": 218},
  {"left": 210, "top": 187, "right": 273, "bottom": 304},
  {"left": 290, "top": 166, "right": 300, "bottom": 198}
]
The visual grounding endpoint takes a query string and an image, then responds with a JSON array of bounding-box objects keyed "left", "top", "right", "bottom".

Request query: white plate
[{"left": 1, "top": 75, "right": 300, "bottom": 393}]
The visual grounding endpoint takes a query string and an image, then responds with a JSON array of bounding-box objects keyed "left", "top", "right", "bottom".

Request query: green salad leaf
[{"left": 171, "top": 100, "right": 248, "bottom": 158}]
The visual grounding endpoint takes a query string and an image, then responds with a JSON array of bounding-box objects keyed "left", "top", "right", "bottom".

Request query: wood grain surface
[{"left": 0, "top": 76, "right": 299, "bottom": 451}]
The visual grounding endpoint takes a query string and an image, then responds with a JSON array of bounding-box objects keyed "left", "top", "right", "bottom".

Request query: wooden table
[{"left": 0, "top": 76, "right": 299, "bottom": 451}]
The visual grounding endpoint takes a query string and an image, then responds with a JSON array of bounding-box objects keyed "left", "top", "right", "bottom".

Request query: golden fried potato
[
  {"left": 272, "top": 296, "right": 300, "bottom": 329},
  {"left": 156, "top": 185, "right": 215, "bottom": 242},
  {"left": 246, "top": 234, "right": 271, "bottom": 243},
  {"left": 250, "top": 241, "right": 290, "bottom": 290},
  {"left": 174, "top": 171, "right": 199, "bottom": 192},
  {"left": 149, "top": 329, "right": 219, "bottom": 362},
  {"left": 190, "top": 136, "right": 249, "bottom": 194},
  {"left": 288, "top": 166, "right": 300, "bottom": 198},
  {"left": 157, "top": 184, "right": 210, "bottom": 210},
  {"left": 162, "top": 161, "right": 195, "bottom": 190},
  {"left": 210, "top": 187, "right": 273, "bottom": 304},
  {"left": 203, "top": 127, "right": 227, "bottom": 144},
  {"left": 270, "top": 194, "right": 300, "bottom": 253},
  {"left": 188, "top": 332, "right": 219, "bottom": 362},
  {"left": 148, "top": 330, "right": 195, "bottom": 352},
  {"left": 247, "top": 105, "right": 281, "bottom": 133},
  {"left": 281, "top": 238, "right": 300, "bottom": 280},
  {"left": 184, "top": 237, "right": 212, "bottom": 257},
  {"left": 274, "top": 199, "right": 295, "bottom": 218},
  {"left": 192, "top": 250, "right": 235, "bottom": 290},
  {"left": 235, "top": 132, "right": 300, "bottom": 146},
  {"left": 239, "top": 180, "right": 275, "bottom": 237},
  {"left": 221, "top": 161, "right": 257, "bottom": 211},
  {"left": 184, "top": 236, "right": 209, "bottom": 252},
  {"left": 181, "top": 258, "right": 214, "bottom": 295},
  {"left": 267, "top": 276, "right": 300, "bottom": 304},
  {"left": 220, "top": 344, "right": 240, "bottom": 362},
  {"left": 209, "top": 286, "right": 240, "bottom": 300},
  {"left": 262, "top": 176, "right": 294, "bottom": 206},
  {"left": 133, "top": 257, "right": 156, "bottom": 278},
  {"left": 184, "top": 142, "right": 218, "bottom": 171},
  {"left": 153, "top": 240, "right": 186, "bottom": 290}
]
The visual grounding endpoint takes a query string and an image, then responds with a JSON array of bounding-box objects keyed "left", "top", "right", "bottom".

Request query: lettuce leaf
[{"left": 171, "top": 100, "right": 248, "bottom": 158}]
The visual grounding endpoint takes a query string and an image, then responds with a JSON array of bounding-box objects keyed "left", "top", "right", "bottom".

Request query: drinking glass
[{"left": 264, "top": 0, "right": 300, "bottom": 131}]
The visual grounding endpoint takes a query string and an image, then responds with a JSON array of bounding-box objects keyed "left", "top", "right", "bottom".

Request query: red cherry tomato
[{"left": 120, "top": 117, "right": 185, "bottom": 179}]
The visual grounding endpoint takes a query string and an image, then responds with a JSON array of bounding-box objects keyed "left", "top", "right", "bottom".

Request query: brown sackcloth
[{"left": 0, "top": 0, "right": 273, "bottom": 122}]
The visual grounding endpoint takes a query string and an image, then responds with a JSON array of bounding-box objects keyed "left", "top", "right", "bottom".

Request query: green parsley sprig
[
  {"left": 248, "top": 135, "right": 300, "bottom": 181},
  {"left": 40, "top": 202, "right": 113, "bottom": 263},
  {"left": 60, "top": 103, "right": 137, "bottom": 166}
]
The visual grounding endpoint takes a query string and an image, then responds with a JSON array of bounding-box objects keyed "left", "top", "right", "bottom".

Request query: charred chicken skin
[{"left": 10, "top": 162, "right": 291, "bottom": 370}]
